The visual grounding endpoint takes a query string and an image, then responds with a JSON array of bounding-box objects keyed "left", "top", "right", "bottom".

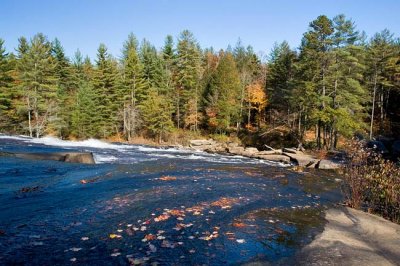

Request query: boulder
[
  {"left": 227, "top": 142, "right": 239, "bottom": 148},
  {"left": 64, "top": 153, "right": 96, "bottom": 164},
  {"left": 257, "top": 150, "right": 282, "bottom": 155},
  {"left": 12, "top": 152, "right": 95, "bottom": 164},
  {"left": 392, "top": 140, "right": 400, "bottom": 158},
  {"left": 204, "top": 143, "right": 228, "bottom": 153},
  {"left": 257, "top": 154, "right": 291, "bottom": 163},
  {"left": 366, "top": 140, "right": 389, "bottom": 155},
  {"left": 189, "top": 139, "right": 216, "bottom": 146},
  {"left": 282, "top": 147, "right": 304, "bottom": 155},
  {"left": 228, "top": 146, "right": 245, "bottom": 155},
  {"left": 283, "top": 152, "right": 319, "bottom": 167},
  {"left": 241, "top": 147, "right": 259, "bottom": 157},
  {"left": 316, "top": 159, "right": 341, "bottom": 170}
]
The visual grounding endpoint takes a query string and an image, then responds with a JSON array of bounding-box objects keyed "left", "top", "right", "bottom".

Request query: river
[{"left": 0, "top": 135, "right": 342, "bottom": 265}]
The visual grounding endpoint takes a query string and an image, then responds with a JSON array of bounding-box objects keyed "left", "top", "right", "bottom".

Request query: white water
[
  {"left": 30, "top": 136, "right": 134, "bottom": 150},
  {"left": 0, "top": 134, "right": 286, "bottom": 166}
]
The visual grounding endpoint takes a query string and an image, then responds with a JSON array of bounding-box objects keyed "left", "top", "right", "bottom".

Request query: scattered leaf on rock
[
  {"left": 158, "top": 176, "right": 177, "bottom": 181},
  {"left": 232, "top": 222, "right": 247, "bottom": 228},
  {"left": 142, "top": 234, "right": 157, "bottom": 243},
  {"left": 109, "top": 234, "right": 122, "bottom": 239},
  {"left": 154, "top": 214, "right": 170, "bottom": 222}
]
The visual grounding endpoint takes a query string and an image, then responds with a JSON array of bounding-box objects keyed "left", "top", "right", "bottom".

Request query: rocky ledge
[
  {"left": 0, "top": 152, "right": 95, "bottom": 164},
  {"left": 189, "top": 139, "right": 342, "bottom": 170},
  {"left": 296, "top": 207, "right": 400, "bottom": 265}
]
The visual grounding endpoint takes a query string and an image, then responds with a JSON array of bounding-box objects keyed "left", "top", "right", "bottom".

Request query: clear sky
[{"left": 1, "top": 0, "right": 399, "bottom": 60}]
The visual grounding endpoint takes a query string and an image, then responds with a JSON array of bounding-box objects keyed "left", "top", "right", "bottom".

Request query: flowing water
[{"left": 0, "top": 135, "right": 342, "bottom": 265}]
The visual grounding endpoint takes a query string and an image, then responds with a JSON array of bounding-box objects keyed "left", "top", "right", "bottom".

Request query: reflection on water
[{"left": 0, "top": 136, "right": 342, "bottom": 265}]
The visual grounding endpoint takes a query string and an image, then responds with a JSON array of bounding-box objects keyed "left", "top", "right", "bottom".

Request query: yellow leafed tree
[{"left": 245, "top": 81, "right": 268, "bottom": 128}]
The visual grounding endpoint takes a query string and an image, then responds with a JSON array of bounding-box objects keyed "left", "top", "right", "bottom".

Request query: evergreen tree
[
  {"left": 325, "top": 14, "right": 367, "bottom": 148},
  {"left": 16, "top": 33, "right": 57, "bottom": 138},
  {"left": 51, "top": 38, "right": 77, "bottom": 138},
  {"left": 139, "top": 88, "right": 173, "bottom": 143},
  {"left": 266, "top": 41, "right": 296, "bottom": 126},
  {"left": 296, "top": 15, "right": 334, "bottom": 148},
  {"left": 0, "top": 39, "right": 14, "bottom": 130},
  {"left": 140, "top": 39, "right": 167, "bottom": 93},
  {"left": 71, "top": 81, "right": 98, "bottom": 138},
  {"left": 175, "top": 30, "right": 202, "bottom": 130},
  {"left": 93, "top": 43, "right": 119, "bottom": 137},
  {"left": 120, "top": 33, "right": 146, "bottom": 140},
  {"left": 366, "top": 29, "right": 397, "bottom": 138},
  {"left": 205, "top": 52, "right": 241, "bottom": 133}
]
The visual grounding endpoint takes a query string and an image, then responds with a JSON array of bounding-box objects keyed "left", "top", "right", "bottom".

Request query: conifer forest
[{"left": 0, "top": 14, "right": 399, "bottom": 148}]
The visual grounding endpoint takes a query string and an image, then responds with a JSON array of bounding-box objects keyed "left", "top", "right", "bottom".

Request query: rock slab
[
  {"left": 11, "top": 152, "right": 95, "bottom": 164},
  {"left": 297, "top": 207, "right": 400, "bottom": 265}
]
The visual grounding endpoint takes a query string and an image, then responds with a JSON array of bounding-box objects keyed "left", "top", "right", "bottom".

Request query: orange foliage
[{"left": 246, "top": 81, "right": 268, "bottom": 113}]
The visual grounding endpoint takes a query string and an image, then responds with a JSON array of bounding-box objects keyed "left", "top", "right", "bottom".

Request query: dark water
[{"left": 0, "top": 136, "right": 342, "bottom": 265}]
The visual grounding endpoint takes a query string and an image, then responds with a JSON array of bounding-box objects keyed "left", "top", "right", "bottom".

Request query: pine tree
[
  {"left": 120, "top": 33, "right": 146, "bottom": 140},
  {"left": 175, "top": 30, "right": 202, "bottom": 130},
  {"left": 16, "top": 33, "right": 57, "bottom": 138},
  {"left": 325, "top": 14, "right": 367, "bottom": 148},
  {"left": 71, "top": 81, "right": 98, "bottom": 138},
  {"left": 296, "top": 15, "right": 334, "bottom": 148},
  {"left": 0, "top": 39, "right": 14, "bottom": 130},
  {"left": 205, "top": 52, "right": 241, "bottom": 133},
  {"left": 140, "top": 39, "right": 167, "bottom": 93},
  {"left": 51, "top": 38, "right": 77, "bottom": 138},
  {"left": 266, "top": 41, "right": 297, "bottom": 127},
  {"left": 139, "top": 88, "right": 173, "bottom": 143},
  {"left": 366, "top": 29, "right": 398, "bottom": 138},
  {"left": 93, "top": 43, "right": 119, "bottom": 137}
]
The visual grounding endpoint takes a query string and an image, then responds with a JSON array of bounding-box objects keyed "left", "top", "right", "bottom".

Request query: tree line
[{"left": 0, "top": 14, "right": 399, "bottom": 148}]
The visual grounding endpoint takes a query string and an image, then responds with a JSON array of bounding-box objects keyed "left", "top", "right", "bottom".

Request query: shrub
[{"left": 342, "top": 140, "right": 400, "bottom": 223}]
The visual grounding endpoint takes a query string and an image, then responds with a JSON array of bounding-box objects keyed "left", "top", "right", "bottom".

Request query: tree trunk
[
  {"left": 176, "top": 88, "right": 180, "bottom": 129},
  {"left": 27, "top": 97, "right": 33, "bottom": 138},
  {"left": 369, "top": 71, "right": 378, "bottom": 140}
]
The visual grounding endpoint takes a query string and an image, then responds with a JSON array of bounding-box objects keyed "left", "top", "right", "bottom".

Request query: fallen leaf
[
  {"left": 154, "top": 214, "right": 170, "bottom": 222},
  {"left": 109, "top": 234, "right": 122, "bottom": 239},
  {"left": 144, "top": 234, "right": 156, "bottom": 241},
  {"left": 169, "top": 209, "right": 185, "bottom": 216},
  {"left": 232, "top": 222, "right": 247, "bottom": 228},
  {"left": 158, "top": 176, "right": 177, "bottom": 181}
]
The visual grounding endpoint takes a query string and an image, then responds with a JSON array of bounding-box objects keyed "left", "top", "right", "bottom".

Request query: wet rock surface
[
  {"left": 190, "top": 139, "right": 342, "bottom": 169},
  {"left": 1, "top": 151, "right": 95, "bottom": 164}
]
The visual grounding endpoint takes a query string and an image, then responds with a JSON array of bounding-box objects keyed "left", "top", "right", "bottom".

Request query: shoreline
[{"left": 296, "top": 206, "right": 400, "bottom": 265}]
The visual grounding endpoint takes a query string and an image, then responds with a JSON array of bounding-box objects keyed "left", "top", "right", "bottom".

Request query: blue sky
[{"left": 1, "top": 0, "right": 399, "bottom": 60}]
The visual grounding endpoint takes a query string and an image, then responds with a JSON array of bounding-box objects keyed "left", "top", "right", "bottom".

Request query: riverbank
[
  {"left": 297, "top": 207, "right": 400, "bottom": 265},
  {"left": 110, "top": 136, "right": 343, "bottom": 169}
]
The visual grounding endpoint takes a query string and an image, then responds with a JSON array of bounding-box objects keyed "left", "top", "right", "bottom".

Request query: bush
[{"left": 342, "top": 140, "right": 400, "bottom": 223}]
